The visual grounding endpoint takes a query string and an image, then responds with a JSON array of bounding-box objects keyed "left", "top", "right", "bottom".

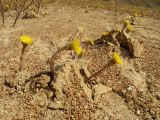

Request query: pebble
[
  {"left": 122, "top": 89, "right": 126, "bottom": 94},
  {"left": 156, "top": 93, "right": 160, "bottom": 100},
  {"left": 127, "top": 86, "right": 133, "bottom": 91},
  {"left": 136, "top": 110, "right": 141, "bottom": 115},
  {"left": 46, "top": 90, "right": 54, "bottom": 99}
]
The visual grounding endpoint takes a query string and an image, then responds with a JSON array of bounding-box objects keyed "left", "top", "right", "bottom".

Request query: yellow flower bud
[
  {"left": 123, "top": 19, "right": 130, "bottom": 26},
  {"left": 126, "top": 25, "right": 133, "bottom": 32},
  {"left": 113, "top": 52, "right": 123, "bottom": 65},
  {"left": 102, "top": 31, "right": 109, "bottom": 36}
]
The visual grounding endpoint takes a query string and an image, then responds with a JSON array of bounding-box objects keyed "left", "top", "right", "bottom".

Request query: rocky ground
[{"left": 0, "top": 2, "right": 160, "bottom": 120}]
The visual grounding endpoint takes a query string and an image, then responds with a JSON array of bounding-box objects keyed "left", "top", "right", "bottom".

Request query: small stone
[
  {"left": 127, "top": 86, "right": 133, "bottom": 91},
  {"left": 136, "top": 110, "right": 141, "bottom": 115},
  {"left": 46, "top": 91, "right": 54, "bottom": 99},
  {"left": 156, "top": 93, "right": 160, "bottom": 100},
  {"left": 122, "top": 89, "right": 127, "bottom": 94},
  {"left": 48, "top": 101, "right": 63, "bottom": 110},
  {"left": 84, "top": 105, "right": 88, "bottom": 109},
  {"left": 22, "top": 11, "right": 38, "bottom": 19},
  {"left": 34, "top": 92, "right": 48, "bottom": 108},
  {"left": 146, "top": 79, "right": 152, "bottom": 84},
  {"left": 5, "top": 79, "right": 17, "bottom": 87}
]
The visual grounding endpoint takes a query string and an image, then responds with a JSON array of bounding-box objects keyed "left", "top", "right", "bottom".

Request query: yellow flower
[
  {"left": 126, "top": 25, "right": 133, "bottom": 32},
  {"left": 71, "top": 38, "right": 82, "bottom": 56},
  {"left": 102, "top": 31, "right": 109, "bottom": 36},
  {"left": 86, "top": 37, "right": 94, "bottom": 45},
  {"left": 72, "top": 38, "right": 80, "bottom": 49},
  {"left": 20, "top": 35, "right": 33, "bottom": 45},
  {"left": 74, "top": 47, "right": 82, "bottom": 55},
  {"left": 123, "top": 19, "right": 130, "bottom": 26},
  {"left": 113, "top": 52, "right": 123, "bottom": 65}
]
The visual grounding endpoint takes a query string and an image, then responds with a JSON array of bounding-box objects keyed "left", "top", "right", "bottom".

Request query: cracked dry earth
[{"left": 0, "top": 5, "right": 160, "bottom": 120}]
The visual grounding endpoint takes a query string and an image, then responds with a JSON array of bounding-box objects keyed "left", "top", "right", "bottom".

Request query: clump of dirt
[
  {"left": 116, "top": 31, "right": 143, "bottom": 58},
  {"left": 45, "top": 49, "right": 140, "bottom": 119},
  {"left": 50, "top": 59, "right": 93, "bottom": 119}
]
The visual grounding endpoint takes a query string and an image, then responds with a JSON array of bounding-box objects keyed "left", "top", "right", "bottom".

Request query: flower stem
[{"left": 19, "top": 43, "right": 27, "bottom": 71}]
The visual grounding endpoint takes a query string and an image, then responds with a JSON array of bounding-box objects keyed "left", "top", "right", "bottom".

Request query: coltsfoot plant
[
  {"left": 122, "top": 19, "right": 133, "bottom": 33},
  {"left": 19, "top": 35, "right": 33, "bottom": 70}
]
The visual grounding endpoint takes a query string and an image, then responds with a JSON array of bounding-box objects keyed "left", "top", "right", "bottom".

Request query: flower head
[
  {"left": 75, "top": 47, "right": 82, "bottom": 55},
  {"left": 123, "top": 19, "right": 130, "bottom": 26},
  {"left": 71, "top": 38, "right": 82, "bottom": 56},
  {"left": 126, "top": 25, "right": 133, "bottom": 32},
  {"left": 113, "top": 52, "right": 123, "bottom": 65},
  {"left": 20, "top": 35, "right": 33, "bottom": 45}
]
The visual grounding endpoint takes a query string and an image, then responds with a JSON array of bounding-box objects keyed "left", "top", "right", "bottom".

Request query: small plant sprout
[
  {"left": 71, "top": 38, "right": 83, "bottom": 56},
  {"left": 121, "top": 19, "right": 133, "bottom": 33},
  {"left": 102, "top": 31, "right": 109, "bottom": 36},
  {"left": 102, "top": 31, "right": 110, "bottom": 40},
  {"left": 113, "top": 52, "right": 123, "bottom": 65},
  {"left": 86, "top": 37, "right": 94, "bottom": 46},
  {"left": 19, "top": 35, "right": 33, "bottom": 70}
]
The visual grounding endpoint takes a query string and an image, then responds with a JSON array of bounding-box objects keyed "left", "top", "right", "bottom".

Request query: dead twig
[
  {"left": 13, "top": 0, "right": 33, "bottom": 27},
  {"left": 0, "top": 0, "right": 4, "bottom": 25},
  {"left": 30, "top": 70, "right": 52, "bottom": 78},
  {"left": 86, "top": 60, "right": 114, "bottom": 83}
]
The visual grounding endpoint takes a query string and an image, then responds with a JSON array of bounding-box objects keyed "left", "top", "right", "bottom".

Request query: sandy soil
[{"left": 0, "top": 4, "right": 160, "bottom": 120}]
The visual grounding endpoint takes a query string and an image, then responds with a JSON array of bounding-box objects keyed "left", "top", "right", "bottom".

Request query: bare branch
[
  {"left": 0, "top": 0, "right": 4, "bottom": 25},
  {"left": 12, "top": 0, "right": 34, "bottom": 27}
]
